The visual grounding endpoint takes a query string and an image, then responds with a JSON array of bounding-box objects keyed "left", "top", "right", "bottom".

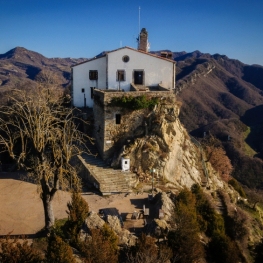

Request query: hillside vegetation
[{"left": 172, "top": 51, "right": 263, "bottom": 189}]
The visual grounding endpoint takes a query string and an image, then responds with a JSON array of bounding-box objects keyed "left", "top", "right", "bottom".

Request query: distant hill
[
  {"left": 168, "top": 50, "right": 263, "bottom": 188},
  {"left": 0, "top": 47, "right": 86, "bottom": 89},
  {"left": 1, "top": 46, "right": 263, "bottom": 188}
]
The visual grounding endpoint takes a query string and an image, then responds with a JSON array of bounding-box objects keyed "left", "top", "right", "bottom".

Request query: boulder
[
  {"left": 106, "top": 215, "right": 137, "bottom": 246},
  {"left": 85, "top": 211, "right": 105, "bottom": 230},
  {"left": 145, "top": 219, "right": 169, "bottom": 238},
  {"left": 154, "top": 191, "right": 174, "bottom": 221},
  {"left": 79, "top": 212, "right": 137, "bottom": 246},
  {"left": 79, "top": 211, "right": 105, "bottom": 241},
  {"left": 106, "top": 215, "right": 122, "bottom": 233}
]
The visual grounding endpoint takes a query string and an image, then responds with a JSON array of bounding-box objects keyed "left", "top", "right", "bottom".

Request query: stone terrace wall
[
  {"left": 93, "top": 89, "right": 175, "bottom": 161},
  {"left": 93, "top": 89, "right": 173, "bottom": 105}
]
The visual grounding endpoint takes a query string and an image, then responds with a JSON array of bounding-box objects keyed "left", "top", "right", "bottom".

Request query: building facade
[{"left": 71, "top": 29, "right": 176, "bottom": 108}]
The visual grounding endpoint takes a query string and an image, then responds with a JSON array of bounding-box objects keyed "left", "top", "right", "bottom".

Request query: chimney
[{"left": 138, "top": 28, "right": 149, "bottom": 52}]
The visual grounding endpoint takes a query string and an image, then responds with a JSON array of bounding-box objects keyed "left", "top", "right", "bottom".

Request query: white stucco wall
[
  {"left": 72, "top": 56, "right": 106, "bottom": 108},
  {"left": 107, "top": 48, "right": 175, "bottom": 91},
  {"left": 72, "top": 47, "right": 175, "bottom": 108}
]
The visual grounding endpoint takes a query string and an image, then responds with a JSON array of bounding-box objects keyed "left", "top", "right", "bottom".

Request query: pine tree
[
  {"left": 46, "top": 232, "right": 76, "bottom": 263},
  {"left": 0, "top": 236, "right": 43, "bottom": 263}
]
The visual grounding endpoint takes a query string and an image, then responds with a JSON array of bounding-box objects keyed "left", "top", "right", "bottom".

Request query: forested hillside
[{"left": 172, "top": 51, "right": 263, "bottom": 189}]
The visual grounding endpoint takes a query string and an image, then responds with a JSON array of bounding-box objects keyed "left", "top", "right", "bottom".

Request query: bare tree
[
  {"left": 35, "top": 69, "right": 64, "bottom": 87},
  {"left": 202, "top": 136, "right": 233, "bottom": 182},
  {"left": 0, "top": 85, "right": 90, "bottom": 233}
]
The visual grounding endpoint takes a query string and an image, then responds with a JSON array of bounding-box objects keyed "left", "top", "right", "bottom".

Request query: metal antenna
[{"left": 139, "top": 6, "right": 141, "bottom": 34}]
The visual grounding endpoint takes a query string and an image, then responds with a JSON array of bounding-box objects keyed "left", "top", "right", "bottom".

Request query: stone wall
[{"left": 93, "top": 89, "right": 176, "bottom": 160}]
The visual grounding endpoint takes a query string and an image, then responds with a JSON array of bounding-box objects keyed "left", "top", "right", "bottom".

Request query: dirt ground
[{"left": 0, "top": 172, "right": 153, "bottom": 236}]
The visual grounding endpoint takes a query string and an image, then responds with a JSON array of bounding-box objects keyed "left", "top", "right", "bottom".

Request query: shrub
[
  {"left": 65, "top": 192, "right": 89, "bottom": 243},
  {"left": 205, "top": 145, "right": 233, "bottom": 182},
  {"left": 0, "top": 236, "right": 43, "bottom": 263},
  {"left": 125, "top": 233, "right": 172, "bottom": 263},
  {"left": 254, "top": 238, "right": 263, "bottom": 263},
  {"left": 192, "top": 184, "right": 214, "bottom": 233},
  {"left": 168, "top": 188, "right": 205, "bottom": 263},
  {"left": 228, "top": 178, "right": 246, "bottom": 198},
  {"left": 78, "top": 225, "right": 119, "bottom": 263},
  {"left": 110, "top": 95, "right": 158, "bottom": 110},
  {"left": 53, "top": 218, "right": 68, "bottom": 239},
  {"left": 208, "top": 232, "right": 241, "bottom": 263},
  {"left": 224, "top": 210, "right": 248, "bottom": 241},
  {"left": 191, "top": 184, "right": 225, "bottom": 236},
  {"left": 46, "top": 232, "right": 76, "bottom": 263}
]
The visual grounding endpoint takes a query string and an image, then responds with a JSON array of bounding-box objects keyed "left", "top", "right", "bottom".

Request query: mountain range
[
  {"left": 0, "top": 47, "right": 86, "bottom": 88},
  {"left": 1, "top": 46, "right": 263, "bottom": 188}
]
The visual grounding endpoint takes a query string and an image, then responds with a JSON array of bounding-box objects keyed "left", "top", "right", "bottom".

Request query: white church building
[{"left": 71, "top": 28, "right": 176, "bottom": 108}]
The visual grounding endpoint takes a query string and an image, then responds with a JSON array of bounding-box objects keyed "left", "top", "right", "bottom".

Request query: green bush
[
  {"left": 254, "top": 238, "right": 263, "bottom": 263},
  {"left": 53, "top": 218, "right": 68, "bottom": 239},
  {"left": 208, "top": 232, "right": 241, "bottom": 263},
  {"left": 46, "top": 232, "right": 76, "bottom": 263},
  {"left": 110, "top": 95, "right": 158, "bottom": 110},
  {"left": 78, "top": 225, "right": 119, "bottom": 263},
  {"left": 228, "top": 178, "right": 246, "bottom": 198},
  {"left": 0, "top": 236, "right": 43, "bottom": 263},
  {"left": 191, "top": 184, "right": 225, "bottom": 236},
  {"left": 65, "top": 192, "right": 89, "bottom": 243},
  {"left": 168, "top": 188, "right": 205, "bottom": 263},
  {"left": 124, "top": 233, "right": 172, "bottom": 263}
]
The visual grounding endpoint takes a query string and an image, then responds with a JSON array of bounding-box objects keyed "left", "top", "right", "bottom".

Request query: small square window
[
  {"left": 89, "top": 70, "right": 98, "bottom": 80},
  {"left": 116, "top": 114, "right": 121, "bottom": 124},
  {"left": 81, "top": 88, "right": 85, "bottom": 93},
  {"left": 117, "top": 70, "right": 125, "bottom": 81}
]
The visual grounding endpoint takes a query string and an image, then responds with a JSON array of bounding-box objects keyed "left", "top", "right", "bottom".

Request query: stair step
[{"left": 79, "top": 151, "right": 135, "bottom": 194}]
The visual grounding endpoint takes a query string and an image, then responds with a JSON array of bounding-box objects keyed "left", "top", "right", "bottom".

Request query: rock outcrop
[
  {"left": 153, "top": 190, "right": 175, "bottom": 221},
  {"left": 111, "top": 96, "right": 207, "bottom": 189},
  {"left": 80, "top": 211, "right": 137, "bottom": 246}
]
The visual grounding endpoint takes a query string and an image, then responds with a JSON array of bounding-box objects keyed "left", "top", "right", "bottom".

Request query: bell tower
[{"left": 138, "top": 28, "right": 149, "bottom": 52}]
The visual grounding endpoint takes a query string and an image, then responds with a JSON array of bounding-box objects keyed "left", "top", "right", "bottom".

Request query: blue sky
[{"left": 1, "top": 0, "right": 263, "bottom": 65}]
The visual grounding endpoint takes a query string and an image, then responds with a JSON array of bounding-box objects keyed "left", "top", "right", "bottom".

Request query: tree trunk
[
  {"left": 41, "top": 192, "right": 55, "bottom": 232},
  {"left": 40, "top": 171, "right": 58, "bottom": 233}
]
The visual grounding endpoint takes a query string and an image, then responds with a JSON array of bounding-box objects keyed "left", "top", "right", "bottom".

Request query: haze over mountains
[{"left": 1, "top": 46, "right": 263, "bottom": 188}]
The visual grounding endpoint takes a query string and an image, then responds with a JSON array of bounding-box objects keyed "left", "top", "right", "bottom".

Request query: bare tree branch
[{"left": 0, "top": 84, "right": 92, "bottom": 233}]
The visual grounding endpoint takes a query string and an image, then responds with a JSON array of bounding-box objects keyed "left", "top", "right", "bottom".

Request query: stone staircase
[
  {"left": 78, "top": 109, "right": 136, "bottom": 195},
  {"left": 213, "top": 191, "right": 226, "bottom": 215},
  {"left": 79, "top": 153, "right": 136, "bottom": 195}
]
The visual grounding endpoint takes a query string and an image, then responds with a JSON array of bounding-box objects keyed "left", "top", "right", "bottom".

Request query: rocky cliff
[{"left": 111, "top": 95, "right": 224, "bottom": 191}]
